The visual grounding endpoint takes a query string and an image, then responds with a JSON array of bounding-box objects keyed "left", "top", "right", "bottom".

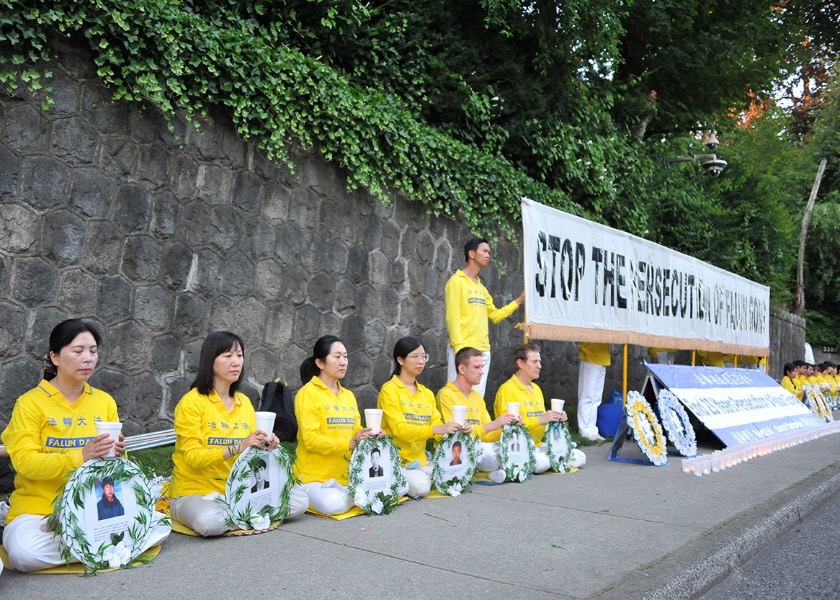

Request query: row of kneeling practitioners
[
  {"left": 0, "top": 320, "right": 584, "bottom": 573},
  {"left": 780, "top": 360, "right": 840, "bottom": 403}
]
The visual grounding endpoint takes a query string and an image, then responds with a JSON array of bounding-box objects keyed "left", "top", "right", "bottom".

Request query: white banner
[{"left": 522, "top": 197, "right": 770, "bottom": 354}]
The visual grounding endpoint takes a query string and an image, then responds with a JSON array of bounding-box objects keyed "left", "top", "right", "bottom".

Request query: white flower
[
  {"left": 370, "top": 497, "right": 384, "bottom": 514},
  {"left": 102, "top": 542, "right": 131, "bottom": 569},
  {"left": 354, "top": 490, "right": 366, "bottom": 508},
  {"left": 449, "top": 483, "right": 461, "bottom": 497},
  {"left": 149, "top": 476, "right": 165, "bottom": 500},
  {"left": 251, "top": 514, "right": 271, "bottom": 530}
]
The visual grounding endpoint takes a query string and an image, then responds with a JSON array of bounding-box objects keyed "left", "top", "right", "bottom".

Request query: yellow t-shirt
[
  {"left": 780, "top": 375, "right": 802, "bottom": 400},
  {"left": 294, "top": 376, "right": 361, "bottom": 485},
  {"left": 578, "top": 343, "right": 611, "bottom": 366},
  {"left": 2, "top": 380, "right": 119, "bottom": 522},
  {"left": 494, "top": 375, "right": 546, "bottom": 446},
  {"left": 436, "top": 381, "right": 501, "bottom": 443},
  {"left": 696, "top": 351, "right": 725, "bottom": 367},
  {"left": 378, "top": 375, "right": 442, "bottom": 466},
  {"left": 444, "top": 269, "right": 519, "bottom": 352},
  {"left": 170, "top": 387, "right": 255, "bottom": 498}
]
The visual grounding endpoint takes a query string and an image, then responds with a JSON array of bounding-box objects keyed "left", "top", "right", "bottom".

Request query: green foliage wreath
[
  {"left": 431, "top": 432, "right": 476, "bottom": 496},
  {"left": 218, "top": 446, "right": 294, "bottom": 531},
  {"left": 49, "top": 457, "right": 168, "bottom": 574},
  {"left": 541, "top": 422, "right": 575, "bottom": 472},
  {"left": 498, "top": 423, "right": 536, "bottom": 482},
  {"left": 347, "top": 436, "right": 407, "bottom": 515}
]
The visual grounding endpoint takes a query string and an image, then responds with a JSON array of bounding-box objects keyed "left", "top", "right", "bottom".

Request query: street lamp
[{"left": 667, "top": 131, "right": 727, "bottom": 177}]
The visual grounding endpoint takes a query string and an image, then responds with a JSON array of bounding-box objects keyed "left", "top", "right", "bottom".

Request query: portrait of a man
[
  {"left": 369, "top": 447, "right": 384, "bottom": 477},
  {"left": 251, "top": 457, "right": 270, "bottom": 493},
  {"left": 97, "top": 476, "right": 125, "bottom": 521},
  {"left": 449, "top": 440, "right": 463, "bottom": 466}
]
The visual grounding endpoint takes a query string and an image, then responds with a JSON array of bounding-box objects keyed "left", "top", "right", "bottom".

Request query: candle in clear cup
[
  {"left": 506, "top": 402, "right": 520, "bottom": 416},
  {"left": 95, "top": 421, "right": 122, "bottom": 458},
  {"left": 551, "top": 398, "right": 565, "bottom": 412},
  {"left": 451, "top": 405, "right": 467, "bottom": 426},
  {"left": 364, "top": 409, "right": 383, "bottom": 434}
]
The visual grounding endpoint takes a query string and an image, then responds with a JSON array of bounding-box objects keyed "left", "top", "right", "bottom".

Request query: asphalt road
[{"left": 701, "top": 488, "right": 840, "bottom": 599}]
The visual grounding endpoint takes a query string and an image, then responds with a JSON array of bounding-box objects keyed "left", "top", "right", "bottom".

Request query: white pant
[
  {"left": 654, "top": 351, "right": 672, "bottom": 365},
  {"left": 577, "top": 360, "right": 606, "bottom": 438},
  {"left": 476, "top": 441, "right": 501, "bottom": 472},
  {"left": 533, "top": 446, "right": 587, "bottom": 473},
  {"left": 404, "top": 466, "right": 432, "bottom": 499},
  {"left": 447, "top": 346, "right": 492, "bottom": 398},
  {"left": 170, "top": 485, "right": 308, "bottom": 537},
  {"left": 300, "top": 481, "right": 354, "bottom": 516},
  {"left": 302, "top": 477, "right": 409, "bottom": 514},
  {"left": 3, "top": 512, "right": 171, "bottom": 572}
]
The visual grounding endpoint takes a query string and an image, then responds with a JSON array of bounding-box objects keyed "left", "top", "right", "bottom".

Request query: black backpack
[{"left": 259, "top": 378, "right": 298, "bottom": 442}]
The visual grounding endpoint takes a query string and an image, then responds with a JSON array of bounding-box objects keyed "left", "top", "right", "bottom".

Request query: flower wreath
[
  {"left": 219, "top": 446, "right": 294, "bottom": 531},
  {"left": 49, "top": 457, "right": 169, "bottom": 573},
  {"left": 656, "top": 390, "right": 697, "bottom": 457},
  {"left": 625, "top": 391, "right": 667, "bottom": 466},
  {"left": 431, "top": 431, "right": 477, "bottom": 496},
  {"left": 827, "top": 388, "right": 840, "bottom": 411},
  {"left": 541, "top": 421, "right": 575, "bottom": 472},
  {"left": 498, "top": 423, "right": 536, "bottom": 482},
  {"left": 347, "top": 436, "right": 407, "bottom": 515},
  {"left": 805, "top": 388, "right": 833, "bottom": 422}
]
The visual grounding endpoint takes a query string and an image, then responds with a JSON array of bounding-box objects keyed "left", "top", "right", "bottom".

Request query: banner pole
[{"left": 622, "top": 344, "right": 628, "bottom": 406}]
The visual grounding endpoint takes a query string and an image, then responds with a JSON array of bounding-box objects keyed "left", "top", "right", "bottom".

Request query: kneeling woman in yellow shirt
[
  {"left": 780, "top": 363, "right": 803, "bottom": 401},
  {"left": 169, "top": 331, "right": 308, "bottom": 536},
  {"left": 295, "top": 335, "right": 404, "bottom": 515},
  {"left": 2, "top": 319, "right": 170, "bottom": 572},
  {"left": 378, "top": 337, "right": 465, "bottom": 498}
]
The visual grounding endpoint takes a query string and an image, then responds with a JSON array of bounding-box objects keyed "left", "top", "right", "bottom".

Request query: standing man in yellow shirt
[
  {"left": 577, "top": 342, "right": 611, "bottom": 442},
  {"left": 445, "top": 237, "right": 525, "bottom": 397}
]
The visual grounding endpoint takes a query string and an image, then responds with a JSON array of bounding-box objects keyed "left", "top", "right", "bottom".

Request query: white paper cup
[
  {"left": 255, "top": 411, "right": 276, "bottom": 436},
  {"left": 551, "top": 398, "right": 565, "bottom": 412},
  {"left": 451, "top": 405, "right": 467, "bottom": 425},
  {"left": 95, "top": 421, "right": 122, "bottom": 457},
  {"left": 506, "top": 402, "right": 520, "bottom": 416},
  {"left": 365, "top": 409, "right": 383, "bottom": 434}
]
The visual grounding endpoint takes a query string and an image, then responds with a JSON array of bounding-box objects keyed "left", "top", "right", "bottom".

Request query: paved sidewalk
[{"left": 2, "top": 431, "right": 839, "bottom": 599}]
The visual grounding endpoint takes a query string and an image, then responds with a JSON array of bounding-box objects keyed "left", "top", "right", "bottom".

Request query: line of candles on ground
[{"left": 681, "top": 421, "right": 840, "bottom": 477}]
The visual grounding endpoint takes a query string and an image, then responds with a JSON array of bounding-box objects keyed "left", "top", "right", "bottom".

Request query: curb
[{"left": 591, "top": 459, "right": 840, "bottom": 600}]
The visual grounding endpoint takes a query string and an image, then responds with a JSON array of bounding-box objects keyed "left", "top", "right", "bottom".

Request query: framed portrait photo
[
  {"left": 542, "top": 422, "right": 574, "bottom": 472},
  {"left": 348, "top": 437, "right": 406, "bottom": 515},
  {"left": 54, "top": 458, "right": 158, "bottom": 571},
  {"left": 224, "top": 446, "right": 294, "bottom": 530},
  {"left": 431, "top": 432, "right": 476, "bottom": 496},
  {"left": 498, "top": 423, "right": 536, "bottom": 482}
]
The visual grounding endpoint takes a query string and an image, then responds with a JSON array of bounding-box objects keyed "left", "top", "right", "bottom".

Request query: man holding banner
[{"left": 445, "top": 237, "right": 524, "bottom": 397}]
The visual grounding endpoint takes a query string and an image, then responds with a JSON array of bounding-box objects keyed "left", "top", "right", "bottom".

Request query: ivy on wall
[{"left": 0, "top": 0, "right": 587, "bottom": 238}]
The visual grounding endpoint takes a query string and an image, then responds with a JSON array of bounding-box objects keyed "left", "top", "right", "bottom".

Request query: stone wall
[
  {"left": 768, "top": 308, "right": 806, "bottom": 378},
  {"left": 0, "top": 36, "right": 556, "bottom": 435},
  {"left": 0, "top": 36, "right": 801, "bottom": 435}
]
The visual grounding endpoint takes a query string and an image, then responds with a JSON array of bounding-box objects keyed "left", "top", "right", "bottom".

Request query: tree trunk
[{"left": 793, "top": 159, "right": 828, "bottom": 316}]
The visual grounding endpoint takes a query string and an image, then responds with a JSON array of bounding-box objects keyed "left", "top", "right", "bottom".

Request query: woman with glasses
[{"left": 378, "top": 337, "right": 467, "bottom": 498}]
